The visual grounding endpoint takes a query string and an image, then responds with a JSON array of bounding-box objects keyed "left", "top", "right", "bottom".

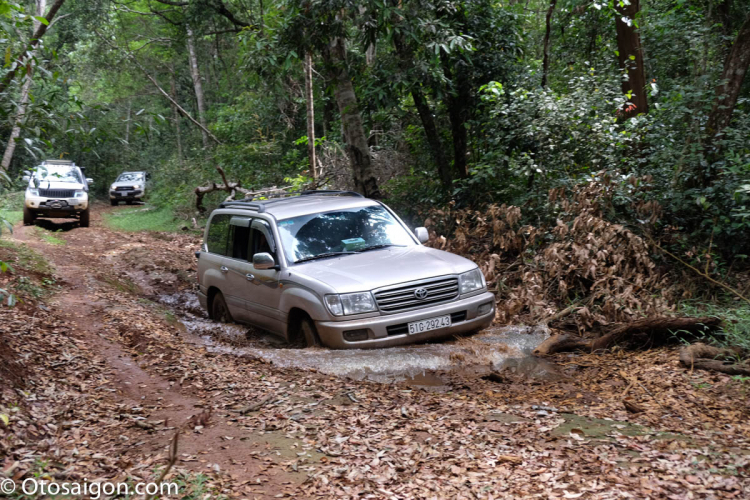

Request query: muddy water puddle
[{"left": 159, "top": 292, "right": 550, "bottom": 389}]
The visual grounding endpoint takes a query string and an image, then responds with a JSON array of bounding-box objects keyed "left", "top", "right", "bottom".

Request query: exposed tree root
[
  {"left": 679, "top": 343, "right": 750, "bottom": 376},
  {"left": 590, "top": 316, "right": 721, "bottom": 352},
  {"left": 533, "top": 333, "right": 590, "bottom": 356}
]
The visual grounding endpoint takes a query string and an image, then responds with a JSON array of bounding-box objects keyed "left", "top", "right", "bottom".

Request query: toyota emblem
[{"left": 414, "top": 287, "right": 428, "bottom": 300}]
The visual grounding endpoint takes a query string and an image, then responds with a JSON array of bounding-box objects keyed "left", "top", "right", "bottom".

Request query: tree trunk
[
  {"left": 186, "top": 23, "right": 209, "bottom": 149},
  {"left": 392, "top": 27, "right": 453, "bottom": 190},
  {"left": 411, "top": 88, "right": 453, "bottom": 189},
  {"left": 1, "top": 0, "right": 46, "bottom": 174},
  {"left": 615, "top": 0, "right": 648, "bottom": 118},
  {"left": 125, "top": 99, "right": 131, "bottom": 144},
  {"left": 0, "top": 0, "right": 65, "bottom": 96},
  {"left": 324, "top": 38, "right": 381, "bottom": 198},
  {"left": 441, "top": 58, "right": 471, "bottom": 178},
  {"left": 706, "top": 15, "right": 750, "bottom": 141},
  {"left": 541, "top": 0, "right": 557, "bottom": 87},
  {"left": 169, "top": 67, "right": 183, "bottom": 163},
  {"left": 304, "top": 51, "right": 317, "bottom": 179}
]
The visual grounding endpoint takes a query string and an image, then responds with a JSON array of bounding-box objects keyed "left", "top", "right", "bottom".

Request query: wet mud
[{"left": 158, "top": 291, "right": 551, "bottom": 389}]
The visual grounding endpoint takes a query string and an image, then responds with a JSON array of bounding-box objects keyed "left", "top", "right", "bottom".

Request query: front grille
[
  {"left": 386, "top": 310, "right": 467, "bottom": 337},
  {"left": 39, "top": 188, "right": 76, "bottom": 198},
  {"left": 115, "top": 186, "right": 135, "bottom": 191},
  {"left": 374, "top": 276, "right": 459, "bottom": 312}
]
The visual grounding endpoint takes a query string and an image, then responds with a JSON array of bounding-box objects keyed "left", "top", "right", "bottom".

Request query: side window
[
  {"left": 250, "top": 220, "right": 276, "bottom": 260},
  {"left": 206, "top": 214, "right": 231, "bottom": 255},
  {"left": 230, "top": 225, "right": 251, "bottom": 260}
]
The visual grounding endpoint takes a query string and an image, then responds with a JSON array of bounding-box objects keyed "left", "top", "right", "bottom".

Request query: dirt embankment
[{"left": 1, "top": 203, "right": 749, "bottom": 499}]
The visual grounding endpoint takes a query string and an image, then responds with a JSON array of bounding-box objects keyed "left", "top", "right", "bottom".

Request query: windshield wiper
[
  {"left": 355, "top": 244, "right": 406, "bottom": 253},
  {"left": 294, "top": 251, "right": 356, "bottom": 264}
]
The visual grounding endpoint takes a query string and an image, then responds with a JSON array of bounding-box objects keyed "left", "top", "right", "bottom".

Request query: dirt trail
[
  {"left": 10, "top": 204, "right": 311, "bottom": 496},
  {"left": 3, "top": 202, "right": 750, "bottom": 499}
]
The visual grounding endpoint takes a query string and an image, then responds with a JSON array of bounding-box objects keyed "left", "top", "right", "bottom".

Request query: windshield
[
  {"left": 33, "top": 166, "right": 81, "bottom": 184},
  {"left": 278, "top": 205, "right": 416, "bottom": 264},
  {"left": 117, "top": 173, "right": 144, "bottom": 182}
]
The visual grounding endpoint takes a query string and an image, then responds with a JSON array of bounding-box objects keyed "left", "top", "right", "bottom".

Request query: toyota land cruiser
[{"left": 196, "top": 191, "right": 495, "bottom": 349}]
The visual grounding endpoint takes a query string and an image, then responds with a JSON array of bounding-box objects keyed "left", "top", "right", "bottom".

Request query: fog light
[
  {"left": 343, "top": 329, "right": 369, "bottom": 342},
  {"left": 478, "top": 302, "right": 494, "bottom": 315}
]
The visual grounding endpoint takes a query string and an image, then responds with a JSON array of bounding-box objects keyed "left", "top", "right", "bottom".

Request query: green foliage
[
  {"left": 102, "top": 204, "right": 188, "bottom": 233},
  {"left": 680, "top": 301, "right": 750, "bottom": 352}
]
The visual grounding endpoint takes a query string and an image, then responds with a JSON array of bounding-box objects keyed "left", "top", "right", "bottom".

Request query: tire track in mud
[{"left": 11, "top": 204, "right": 319, "bottom": 497}]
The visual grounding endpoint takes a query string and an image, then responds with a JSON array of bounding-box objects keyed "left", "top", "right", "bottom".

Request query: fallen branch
[
  {"left": 679, "top": 343, "right": 750, "bottom": 375},
  {"left": 533, "top": 333, "right": 590, "bottom": 356},
  {"left": 237, "top": 394, "right": 274, "bottom": 414},
  {"left": 591, "top": 316, "right": 721, "bottom": 351},
  {"left": 144, "top": 430, "right": 179, "bottom": 500},
  {"left": 194, "top": 166, "right": 295, "bottom": 212}
]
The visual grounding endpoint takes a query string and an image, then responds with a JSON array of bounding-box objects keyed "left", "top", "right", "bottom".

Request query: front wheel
[
  {"left": 299, "top": 317, "right": 321, "bottom": 347},
  {"left": 79, "top": 208, "right": 90, "bottom": 227},
  {"left": 110, "top": 199, "right": 118, "bottom": 206},
  {"left": 211, "top": 292, "right": 233, "bottom": 323},
  {"left": 23, "top": 206, "right": 36, "bottom": 226}
]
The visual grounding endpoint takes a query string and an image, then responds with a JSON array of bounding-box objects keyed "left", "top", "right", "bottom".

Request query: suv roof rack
[
  {"left": 218, "top": 190, "right": 366, "bottom": 212},
  {"left": 299, "top": 190, "right": 364, "bottom": 198},
  {"left": 42, "top": 159, "right": 75, "bottom": 165}
]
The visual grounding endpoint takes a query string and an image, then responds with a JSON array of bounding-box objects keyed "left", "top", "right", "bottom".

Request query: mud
[{"left": 158, "top": 291, "right": 551, "bottom": 389}]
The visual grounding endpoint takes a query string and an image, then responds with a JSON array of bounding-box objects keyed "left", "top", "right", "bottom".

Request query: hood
[
  {"left": 292, "top": 245, "right": 477, "bottom": 293},
  {"left": 111, "top": 180, "right": 144, "bottom": 188}
]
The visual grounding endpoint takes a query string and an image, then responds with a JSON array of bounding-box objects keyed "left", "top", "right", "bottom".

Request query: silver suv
[
  {"left": 109, "top": 171, "right": 149, "bottom": 205},
  {"left": 196, "top": 191, "right": 495, "bottom": 348}
]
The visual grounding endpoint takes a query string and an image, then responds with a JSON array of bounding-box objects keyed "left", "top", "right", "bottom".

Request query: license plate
[{"left": 408, "top": 315, "right": 451, "bottom": 334}]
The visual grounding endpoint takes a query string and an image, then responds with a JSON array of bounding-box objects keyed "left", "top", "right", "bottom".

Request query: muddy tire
[
  {"left": 110, "top": 199, "right": 118, "bottom": 206},
  {"left": 211, "top": 292, "right": 233, "bottom": 323},
  {"left": 299, "top": 317, "right": 321, "bottom": 347},
  {"left": 79, "top": 208, "right": 90, "bottom": 228},
  {"left": 23, "top": 206, "right": 36, "bottom": 226}
]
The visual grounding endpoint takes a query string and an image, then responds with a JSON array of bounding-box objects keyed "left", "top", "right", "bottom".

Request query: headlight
[
  {"left": 111, "top": 184, "right": 116, "bottom": 190},
  {"left": 459, "top": 268, "right": 485, "bottom": 294},
  {"left": 27, "top": 188, "right": 39, "bottom": 196},
  {"left": 325, "top": 292, "right": 377, "bottom": 316},
  {"left": 134, "top": 184, "right": 142, "bottom": 189},
  {"left": 74, "top": 190, "right": 86, "bottom": 198}
]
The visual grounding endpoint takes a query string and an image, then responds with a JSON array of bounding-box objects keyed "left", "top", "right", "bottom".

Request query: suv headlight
[
  {"left": 325, "top": 292, "right": 377, "bottom": 316},
  {"left": 27, "top": 187, "right": 39, "bottom": 196},
  {"left": 74, "top": 190, "right": 86, "bottom": 198},
  {"left": 459, "top": 268, "right": 485, "bottom": 294}
]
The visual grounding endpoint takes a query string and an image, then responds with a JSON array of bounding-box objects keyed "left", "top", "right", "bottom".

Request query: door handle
[
  {"left": 246, "top": 273, "right": 255, "bottom": 281},
  {"left": 220, "top": 266, "right": 228, "bottom": 273}
]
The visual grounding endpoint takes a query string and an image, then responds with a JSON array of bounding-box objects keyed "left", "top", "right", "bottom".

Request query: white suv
[{"left": 23, "top": 160, "right": 93, "bottom": 227}]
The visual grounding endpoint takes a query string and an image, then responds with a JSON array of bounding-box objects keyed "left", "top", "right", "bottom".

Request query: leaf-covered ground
[{"left": 1, "top": 204, "right": 749, "bottom": 499}]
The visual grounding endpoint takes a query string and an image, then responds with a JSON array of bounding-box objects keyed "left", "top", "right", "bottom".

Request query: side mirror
[
  {"left": 415, "top": 227, "right": 429, "bottom": 244},
  {"left": 253, "top": 252, "right": 276, "bottom": 270},
  {"left": 86, "top": 178, "right": 94, "bottom": 184},
  {"left": 22, "top": 175, "right": 30, "bottom": 182}
]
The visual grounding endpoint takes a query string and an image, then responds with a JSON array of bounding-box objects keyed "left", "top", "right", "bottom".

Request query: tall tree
[
  {"left": 304, "top": 51, "right": 317, "bottom": 180},
  {"left": 186, "top": 22, "right": 209, "bottom": 149},
  {"left": 1, "top": 0, "right": 47, "bottom": 173},
  {"left": 323, "top": 37, "right": 381, "bottom": 198},
  {"left": 541, "top": 0, "right": 557, "bottom": 88},
  {"left": 705, "top": 15, "right": 750, "bottom": 143},
  {"left": 614, "top": 0, "right": 648, "bottom": 118}
]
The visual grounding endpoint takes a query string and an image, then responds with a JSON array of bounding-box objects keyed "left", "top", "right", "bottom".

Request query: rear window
[{"left": 206, "top": 214, "right": 231, "bottom": 255}]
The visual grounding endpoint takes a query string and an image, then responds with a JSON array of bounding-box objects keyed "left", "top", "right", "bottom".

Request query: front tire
[
  {"left": 110, "top": 199, "right": 118, "bottom": 206},
  {"left": 211, "top": 292, "right": 233, "bottom": 323},
  {"left": 299, "top": 317, "right": 321, "bottom": 347},
  {"left": 23, "top": 206, "right": 35, "bottom": 226},
  {"left": 79, "top": 208, "right": 90, "bottom": 227}
]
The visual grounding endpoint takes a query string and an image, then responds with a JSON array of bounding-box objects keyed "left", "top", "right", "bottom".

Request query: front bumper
[
  {"left": 25, "top": 195, "right": 88, "bottom": 213},
  {"left": 316, "top": 291, "right": 496, "bottom": 349},
  {"left": 110, "top": 189, "right": 143, "bottom": 200}
]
